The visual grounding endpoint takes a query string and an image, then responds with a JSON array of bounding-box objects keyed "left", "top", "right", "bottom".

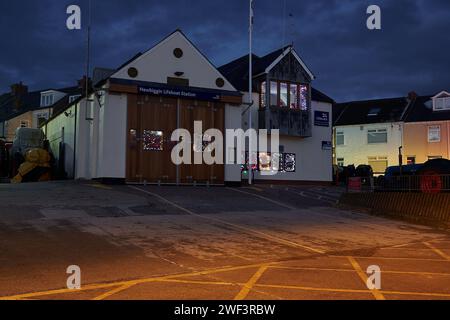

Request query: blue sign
[
  {"left": 138, "top": 86, "right": 222, "bottom": 102},
  {"left": 314, "top": 111, "right": 330, "bottom": 127}
]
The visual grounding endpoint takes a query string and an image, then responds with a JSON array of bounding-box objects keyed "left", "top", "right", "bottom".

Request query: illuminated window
[
  {"left": 299, "top": 85, "right": 309, "bottom": 111},
  {"left": 337, "top": 158, "right": 345, "bottom": 167},
  {"left": 259, "top": 152, "right": 272, "bottom": 172},
  {"left": 270, "top": 81, "right": 278, "bottom": 106},
  {"left": 290, "top": 84, "right": 299, "bottom": 109},
  {"left": 143, "top": 130, "right": 163, "bottom": 151},
  {"left": 280, "top": 82, "right": 288, "bottom": 107},
  {"left": 284, "top": 153, "right": 296, "bottom": 172},
  {"left": 260, "top": 82, "right": 266, "bottom": 108}
]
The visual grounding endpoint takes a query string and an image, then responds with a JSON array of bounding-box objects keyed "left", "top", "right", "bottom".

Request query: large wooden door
[
  {"left": 127, "top": 95, "right": 177, "bottom": 183},
  {"left": 127, "top": 95, "right": 225, "bottom": 184}
]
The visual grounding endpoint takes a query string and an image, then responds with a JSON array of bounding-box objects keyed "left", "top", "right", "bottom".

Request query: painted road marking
[
  {"left": 424, "top": 242, "right": 450, "bottom": 261},
  {"left": 227, "top": 187, "right": 297, "bottom": 210},
  {"left": 92, "top": 283, "right": 136, "bottom": 300},
  {"left": 2, "top": 258, "right": 450, "bottom": 300},
  {"left": 87, "top": 183, "right": 112, "bottom": 190},
  {"left": 234, "top": 265, "right": 269, "bottom": 300},
  {"left": 130, "top": 186, "right": 325, "bottom": 254},
  {"left": 333, "top": 255, "right": 450, "bottom": 262},
  {"left": 347, "top": 256, "right": 385, "bottom": 300}
]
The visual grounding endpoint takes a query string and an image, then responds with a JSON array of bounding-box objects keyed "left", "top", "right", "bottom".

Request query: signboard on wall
[
  {"left": 314, "top": 111, "right": 330, "bottom": 127},
  {"left": 138, "top": 86, "right": 221, "bottom": 102}
]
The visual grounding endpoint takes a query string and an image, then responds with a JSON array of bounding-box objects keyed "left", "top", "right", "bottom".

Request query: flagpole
[{"left": 248, "top": 0, "right": 253, "bottom": 185}]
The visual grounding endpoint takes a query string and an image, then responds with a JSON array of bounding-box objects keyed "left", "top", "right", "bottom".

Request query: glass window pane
[
  {"left": 143, "top": 130, "right": 163, "bottom": 151},
  {"left": 260, "top": 82, "right": 266, "bottom": 108},
  {"left": 290, "top": 84, "right": 299, "bottom": 109},
  {"left": 368, "top": 130, "right": 387, "bottom": 144},
  {"left": 336, "top": 132, "right": 344, "bottom": 146},
  {"left": 270, "top": 81, "right": 278, "bottom": 106},
  {"left": 300, "top": 85, "right": 309, "bottom": 111},
  {"left": 280, "top": 82, "right": 288, "bottom": 107}
]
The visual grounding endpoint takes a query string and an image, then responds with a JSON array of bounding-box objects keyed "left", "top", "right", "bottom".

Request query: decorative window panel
[
  {"left": 270, "top": 81, "right": 278, "bottom": 106},
  {"left": 280, "top": 82, "right": 288, "bottom": 107},
  {"left": 336, "top": 131, "right": 345, "bottom": 146},
  {"left": 143, "top": 130, "right": 163, "bottom": 151},
  {"left": 260, "top": 82, "right": 266, "bottom": 108},
  {"left": 283, "top": 153, "right": 296, "bottom": 172},
  {"left": 290, "top": 84, "right": 299, "bottom": 109},
  {"left": 300, "top": 85, "right": 309, "bottom": 111}
]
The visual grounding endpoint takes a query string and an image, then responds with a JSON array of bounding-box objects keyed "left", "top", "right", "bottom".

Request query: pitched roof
[
  {"left": 0, "top": 85, "right": 81, "bottom": 122},
  {"left": 218, "top": 47, "right": 333, "bottom": 104},
  {"left": 404, "top": 94, "right": 450, "bottom": 122},
  {"left": 334, "top": 97, "right": 410, "bottom": 126}
]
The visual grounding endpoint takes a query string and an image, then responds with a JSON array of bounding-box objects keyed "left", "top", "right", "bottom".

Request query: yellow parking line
[
  {"left": 269, "top": 265, "right": 450, "bottom": 277},
  {"left": 88, "top": 184, "right": 112, "bottom": 190},
  {"left": 331, "top": 255, "right": 450, "bottom": 262},
  {"left": 347, "top": 256, "right": 385, "bottom": 300},
  {"left": 234, "top": 265, "right": 269, "bottom": 300},
  {"left": 424, "top": 242, "right": 450, "bottom": 261},
  {"left": 92, "top": 283, "right": 137, "bottom": 300},
  {"left": 0, "top": 262, "right": 271, "bottom": 300}
]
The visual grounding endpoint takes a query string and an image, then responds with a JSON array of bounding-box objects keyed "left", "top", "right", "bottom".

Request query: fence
[
  {"left": 340, "top": 192, "right": 450, "bottom": 228},
  {"left": 347, "top": 175, "right": 450, "bottom": 194}
]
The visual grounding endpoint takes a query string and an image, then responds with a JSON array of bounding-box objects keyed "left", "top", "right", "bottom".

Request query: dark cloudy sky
[{"left": 0, "top": 0, "right": 449, "bottom": 102}]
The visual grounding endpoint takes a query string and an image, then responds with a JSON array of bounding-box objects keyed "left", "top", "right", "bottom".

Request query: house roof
[
  {"left": 404, "top": 94, "right": 450, "bottom": 123},
  {"left": 334, "top": 97, "right": 411, "bottom": 126},
  {"left": 218, "top": 47, "right": 332, "bottom": 104},
  {"left": 0, "top": 85, "right": 81, "bottom": 122}
]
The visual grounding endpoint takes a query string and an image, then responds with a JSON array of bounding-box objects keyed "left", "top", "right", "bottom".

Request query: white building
[
  {"left": 44, "top": 30, "right": 334, "bottom": 185},
  {"left": 333, "top": 96, "right": 413, "bottom": 174}
]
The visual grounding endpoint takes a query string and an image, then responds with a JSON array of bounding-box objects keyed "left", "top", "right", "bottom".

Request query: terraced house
[
  {"left": 333, "top": 91, "right": 450, "bottom": 174},
  {"left": 0, "top": 82, "right": 83, "bottom": 141}
]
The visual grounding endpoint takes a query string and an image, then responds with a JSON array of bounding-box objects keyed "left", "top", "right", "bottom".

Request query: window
[
  {"left": 434, "top": 97, "right": 450, "bottom": 111},
  {"left": 407, "top": 157, "right": 416, "bottom": 165},
  {"left": 290, "top": 84, "right": 299, "bottom": 109},
  {"left": 299, "top": 85, "right": 309, "bottom": 111},
  {"left": 368, "top": 156, "right": 388, "bottom": 174},
  {"left": 283, "top": 153, "right": 296, "bottom": 172},
  {"left": 336, "top": 131, "right": 345, "bottom": 146},
  {"left": 280, "top": 82, "right": 288, "bottom": 107},
  {"left": 41, "top": 94, "right": 54, "bottom": 107},
  {"left": 368, "top": 129, "right": 387, "bottom": 144},
  {"left": 69, "top": 95, "right": 81, "bottom": 103},
  {"left": 337, "top": 158, "right": 345, "bottom": 167},
  {"left": 36, "top": 112, "right": 49, "bottom": 127},
  {"left": 143, "top": 130, "right": 163, "bottom": 151},
  {"left": 428, "top": 126, "right": 441, "bottom": 143},
  {"left": 368, "top": 108, "right": 381, "bottom": 116},
  {"left": 270, "top": 81, "right": 278, "bottom": 106},
  {"left": 260, "top": 82, "right": 266, "bottom": 108},
  {"left": 20, "top": 120, "right": 29, "bottom": 128}
]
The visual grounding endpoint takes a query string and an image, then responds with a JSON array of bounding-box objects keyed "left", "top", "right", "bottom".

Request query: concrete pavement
[{"left": 0, "top": 181, "right": 449, "bottom": 300}]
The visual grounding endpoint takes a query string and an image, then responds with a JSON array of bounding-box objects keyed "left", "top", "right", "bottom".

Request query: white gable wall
[{"left": 113, "top": 31, "right": 236, "bottom": 91}]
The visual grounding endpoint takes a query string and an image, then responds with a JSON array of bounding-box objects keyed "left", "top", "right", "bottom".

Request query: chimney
[
  {"left": 407, "top": 91, "right": 418, "bottom": 101},
  {"left": 10, "top": 82, "right": 28, "bottom": 97},
  {"left": 77, "top": 76, "right": 92, "bottom": 95}
]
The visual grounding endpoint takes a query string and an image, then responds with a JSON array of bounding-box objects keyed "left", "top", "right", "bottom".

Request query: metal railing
[{"left": 375, "top": 175, "right": 450, "bottom": 193}]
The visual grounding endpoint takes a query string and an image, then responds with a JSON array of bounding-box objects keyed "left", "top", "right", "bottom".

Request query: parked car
[{"left": 416, "top": 159, "right": 450, "bottom": 193}]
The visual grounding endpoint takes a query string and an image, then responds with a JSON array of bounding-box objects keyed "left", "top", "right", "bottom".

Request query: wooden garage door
[
  {"left": 127, "top": 95, "right": 177, "bottom": 183},
  {"left": 179, "top": 100, "right": 224, "bottom": 184},
  {"left": 127, "top": 95, "right": 225, "bottom": 184}
]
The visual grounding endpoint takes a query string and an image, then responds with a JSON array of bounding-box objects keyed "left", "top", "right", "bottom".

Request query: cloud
[{"left": 0, "top": 0, "right": 448, "bottom": 101}]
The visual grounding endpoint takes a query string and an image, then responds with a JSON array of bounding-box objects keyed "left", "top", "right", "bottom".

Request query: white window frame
[
  {"left": 428, "top": 125, "right": 441, "bottom": 143},
  {"left": 367, "top": 128, "right": 388, "bottom": 144},
  {"left": 432, "top": 91, "right": 450, "bottom": 111},
  {"left": 336, "top": 131, "right": 345, "bottom": 146}
]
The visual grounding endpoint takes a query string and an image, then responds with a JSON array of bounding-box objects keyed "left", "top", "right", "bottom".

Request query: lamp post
[{"left": 248, "top": 0, "right": 254, "bottom": 185}]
